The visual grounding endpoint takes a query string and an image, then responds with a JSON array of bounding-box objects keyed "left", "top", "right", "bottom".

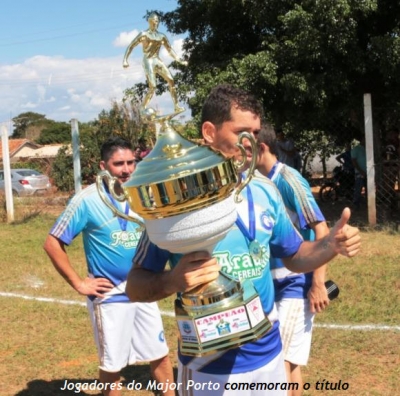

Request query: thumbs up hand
[{"left": 329, "top": 207, "right": 361, "bottom": 257}]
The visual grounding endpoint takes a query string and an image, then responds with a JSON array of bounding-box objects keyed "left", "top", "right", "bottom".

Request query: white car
[{"left": 0, "top": 168, "right": 52, "bottom": 197}]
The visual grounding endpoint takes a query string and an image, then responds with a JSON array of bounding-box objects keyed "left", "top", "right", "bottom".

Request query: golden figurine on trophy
[
  {"left": 97, "top": 13, "right": 272, "bottom": 357},
  {"left": 122, "top": 12, "right": 188, "bottom": 116}
]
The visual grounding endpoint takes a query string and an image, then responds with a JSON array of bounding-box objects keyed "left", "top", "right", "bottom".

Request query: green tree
[
  {"left": 50, "top": 128, "right": 103, "bottom": 192},
  {"left": 11, "top": 112, "right": 48, "bottom": 139},
  {"left": 93, "top": 100, "right": 153, "bottom": 145},
  {"left": 50, "top": 101, "right": 150, "bottom": 192},
  {"left": 157, "top": 0, "right": 400, "bottom": 147},
  {"left": 36, "top": 122, "right": 71, "bottom": 144},
  {"left": 50, "top": 145, "right": 74, "bottom": 192}
]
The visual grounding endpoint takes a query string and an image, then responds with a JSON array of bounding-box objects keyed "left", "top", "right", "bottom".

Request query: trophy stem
[{"left": 181, "top": 272, "right": 243, "bottom": 313}]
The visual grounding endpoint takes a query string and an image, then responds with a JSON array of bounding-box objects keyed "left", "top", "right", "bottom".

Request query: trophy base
[{"left": 175, "top": 280, "right": 272, "bottom": 357}]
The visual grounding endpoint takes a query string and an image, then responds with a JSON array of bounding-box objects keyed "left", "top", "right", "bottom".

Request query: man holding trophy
[{"left": 126, "top": 84, "right": 361, "bottom": 395}]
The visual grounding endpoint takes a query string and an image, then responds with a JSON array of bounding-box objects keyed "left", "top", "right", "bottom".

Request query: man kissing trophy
[{"left": 97, "top": 13, "right": 271, "bottom": 356}]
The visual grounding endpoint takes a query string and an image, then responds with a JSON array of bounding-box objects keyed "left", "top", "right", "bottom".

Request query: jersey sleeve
[
  {"left": 49, "top": 192, "right": 89, "bottom": 245},
  {"left": 133, "top": 230, "right": 171, "bottom": 273},
  {"left": 269, "top": 188, "right": 303, "bottom": 258},
  {"left": 279, "top": 168, "right": 325, "bottom": 231}
]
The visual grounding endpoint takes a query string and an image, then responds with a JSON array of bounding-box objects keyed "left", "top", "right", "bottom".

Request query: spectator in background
[
  {"left": 336, "top": 142, "right": 354, "bottom": 173},
  {"left": 138, "top": 138, "right": 151, "bottom": 159},
  {"left": 336, "top": 142, "right": 355, "bottom": 193},
  {"left": 133, "top": 146, "right": 142, "bottom": 164},
  {"left": 276, "top": 128, "right": 296, "bottom": 168},
  {"left": 384, "top": 127, "right": 400, "bottom": 160},
  {"left": 351, "top": 136, "right": 367, "bottom": 209},
  {"left": 293, "top": 147, "right": 302, "bottom": 173},
  {"left": 383, "top": 127, "right": 400, "bottom": 194}
]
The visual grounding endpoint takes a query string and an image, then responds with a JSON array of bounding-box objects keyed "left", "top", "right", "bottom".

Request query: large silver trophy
[{"left": 97, "top": 14, "right": 271, "bottom": 356}]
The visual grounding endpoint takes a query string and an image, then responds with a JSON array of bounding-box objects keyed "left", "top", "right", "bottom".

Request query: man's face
[
  {"left": 100, "top": 148, "right": 135, "bottom": 185},
  {"left": 203, "top": 106, "right": 261, "bottom": 164}
]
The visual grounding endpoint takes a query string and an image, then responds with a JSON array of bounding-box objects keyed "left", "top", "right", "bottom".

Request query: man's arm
[
  {"left": 125, "top": 267, "right": 177, "bottom": 302},
  {"left": 283, "top": 207, "right": 360, "bottom": 273},
  {"left": 126, "top": 251, "right": 220, "bottom": 302},
  {"left": 43, "top": 234, "right": 114, "bottom": 297},
  {"left": 307, "top": 221, "right": 330, "bottom": 313},
  {"left": 335, "top": 153, "right": 344, "bottom": 164}
]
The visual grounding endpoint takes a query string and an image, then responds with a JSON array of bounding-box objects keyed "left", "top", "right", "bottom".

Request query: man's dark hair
[
  {"left": 100, "top": 136, "right": 133, "bottom": 162},
  {"left": 257, "top": 123, "right": 278, "bottom": 155},
  {"left": 201, "top": 84, "right": 264, "bottom": 128}
]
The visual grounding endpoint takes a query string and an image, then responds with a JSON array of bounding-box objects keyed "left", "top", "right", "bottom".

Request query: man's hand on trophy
[{"left": 172, "top": 251, "right": 220, "bottom": 292}]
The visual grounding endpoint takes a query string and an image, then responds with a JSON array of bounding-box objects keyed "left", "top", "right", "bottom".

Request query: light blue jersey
[
  {"left": 264, "top": 163, "right": 325, "bottom": 300},
  {"left": 134, "top": 175, "right": 303, "bottom": 374},
  {"left": 50, "top": 184, "right": 142, "bottom": 303}
]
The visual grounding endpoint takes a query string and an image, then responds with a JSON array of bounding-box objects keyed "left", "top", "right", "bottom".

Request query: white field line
[
  {"left": 0, "top": 291, "right": 175, "bottom": 318},
  {"left": 1, "top": 291, "right": 399, "bottom": 331}
]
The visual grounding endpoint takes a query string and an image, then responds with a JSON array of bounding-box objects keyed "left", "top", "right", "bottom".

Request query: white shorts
[
  {"left": 87, "top": 299, "right": 169, "bottom": 373},
  {"left": 177, "top": 352, "right": 287, "bottom": 396},
  {"left": 276, "top": 298, "right": 314, "bottom": 366}
]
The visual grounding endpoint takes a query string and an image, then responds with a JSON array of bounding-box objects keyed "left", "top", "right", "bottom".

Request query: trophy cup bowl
[{"left": 97, "top": 119, "right": 254, "bottom": 253}]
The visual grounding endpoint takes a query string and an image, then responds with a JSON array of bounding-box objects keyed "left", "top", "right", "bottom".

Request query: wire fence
[{"left": 284, "top": 95, "right": 400, "bottom": 227}]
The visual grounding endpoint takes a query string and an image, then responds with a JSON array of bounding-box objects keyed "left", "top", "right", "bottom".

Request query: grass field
[{"left": 0, "top": 198, "right": 399, "bottom": 395}]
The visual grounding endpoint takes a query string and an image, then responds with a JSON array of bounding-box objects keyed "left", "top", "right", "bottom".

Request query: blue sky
[{"left": 0, "top": 0, "right": 188, "bottom": 128}]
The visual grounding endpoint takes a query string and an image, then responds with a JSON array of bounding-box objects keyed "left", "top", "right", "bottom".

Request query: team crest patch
[{"left": 260, "top": 211, "right": 274, "bottom": 231}]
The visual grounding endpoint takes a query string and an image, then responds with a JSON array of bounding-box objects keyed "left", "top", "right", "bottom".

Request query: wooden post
[
  {"left": 70, "top": 119, "right": 82, "bottom": 194},
  {"left": 363, "top": 93, "right": 376, "bottom": 226},
  {"left": 1, "top": 125, "right": 14, "bottom": 222}
]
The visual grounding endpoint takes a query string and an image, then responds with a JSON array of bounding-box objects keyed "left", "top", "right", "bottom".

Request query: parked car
[{"left": 0, "top": 169, "right": 52, "bottom": 197}]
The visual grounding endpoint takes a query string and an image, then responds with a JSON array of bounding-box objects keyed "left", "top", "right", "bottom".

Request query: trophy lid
[
  {"left": 113, "top": 113, "right": 255, "bottom": 219},
  {"left": 123, "top": 121, "right": 231, "bottom": 188}
]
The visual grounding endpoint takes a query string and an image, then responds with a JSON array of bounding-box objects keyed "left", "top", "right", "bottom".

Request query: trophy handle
[
  {"left": 96, "top": 170, "right": 144, "bottom": 230},
  {"left": 233, "top": 132, "right": 257, "bottom": 203}
]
